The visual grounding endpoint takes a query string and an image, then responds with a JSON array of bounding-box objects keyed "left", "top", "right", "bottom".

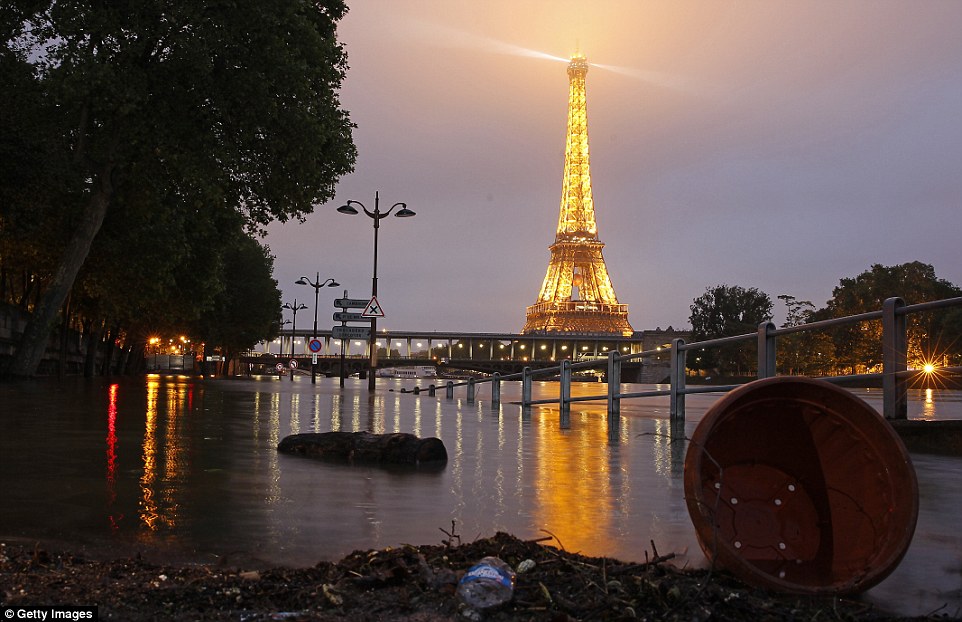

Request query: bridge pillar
[{"left": 492, "top": 372, "right": 501, "bottom": 404}]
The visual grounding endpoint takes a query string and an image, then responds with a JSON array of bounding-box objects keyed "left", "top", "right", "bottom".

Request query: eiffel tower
[{"left": 522, "top": 54, "right": 633, "bottom": 336}]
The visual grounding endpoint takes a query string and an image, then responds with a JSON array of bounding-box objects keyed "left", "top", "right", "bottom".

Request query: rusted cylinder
[{"left": 684, "top": 376, "right": 918, "bottom": 595}]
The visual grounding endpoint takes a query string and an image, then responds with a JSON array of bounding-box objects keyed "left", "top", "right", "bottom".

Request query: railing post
[
  {"left": 446, "top": 381, "right": 454, "bottom": 400},
  {"left": 669, "top": 338, "right": 687, "bottom": 430},
  {"left": 757, "top": 321, "right": 777, "bottom": 378},
  {"left": 882, "top": 297, "right": 907, "bottom": 420},
  {"left": 467, "top": 377, "right": 476, "bottom": 402},
  {"left": 491, "top": 372, "right": 501, "bottom": 404},
  {"left": 522, "top": 366, "right": 532, "bottom": 406},
  {"left": 560, "top": 359, "right": 572, "bottom": 416},
  {"left": 559, "top": 359, "right": 571, "bottom": 428},
  {"left": 607, "top": 351, "right": 621, "bottom": 415},
  {"left": 428, "top": 384, "right": 436, "bottom": 397}
]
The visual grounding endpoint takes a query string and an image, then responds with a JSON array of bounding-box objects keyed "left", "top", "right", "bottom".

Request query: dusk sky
[{"left": 265, "top": 1, "right": 962, "bottom": 334}]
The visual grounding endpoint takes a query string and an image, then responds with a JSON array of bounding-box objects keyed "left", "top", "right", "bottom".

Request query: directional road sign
[
  {"left": 332, "top": 326, "right": 371, "bottom": 339},
  {"left": 333, "top": 312, "right": 369, "bottom": 323},
  {"left": 334, "top": 298, "right": 370, "bottom": 309}
]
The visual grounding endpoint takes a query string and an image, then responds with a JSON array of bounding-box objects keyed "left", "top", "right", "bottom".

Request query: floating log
[{"left": 277, "top": 431, "right": 447, "bottom": 465}]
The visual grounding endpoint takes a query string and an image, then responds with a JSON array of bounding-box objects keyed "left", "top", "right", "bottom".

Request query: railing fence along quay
[{"left": 404, "top": 296, "right": 962, "bottom": 435}]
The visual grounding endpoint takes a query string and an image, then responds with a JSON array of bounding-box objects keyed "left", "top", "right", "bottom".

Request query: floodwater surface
[{"left": 0, "top": 375, "right": 960, "bottom": 617}]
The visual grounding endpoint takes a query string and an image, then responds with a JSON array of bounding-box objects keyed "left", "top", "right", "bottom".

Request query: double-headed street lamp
[
  {"left": 295, "top": 273, "right": 339, "bottom": 384},
  {"left": 282, "top": 300, "right": 308, "bottom": 381},
  {"left": 337, "top": 191, "right": 416, "bottom": 391}
]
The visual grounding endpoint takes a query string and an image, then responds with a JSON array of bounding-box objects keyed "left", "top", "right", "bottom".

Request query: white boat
[{"left": 376, "top": 366, "right": 438, "bottom": 379}]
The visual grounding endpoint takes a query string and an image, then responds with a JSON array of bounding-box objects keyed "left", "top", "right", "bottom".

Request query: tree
[
  {"left": 813, "top": 262, "right": 962, "bottom": 373},
  {"left": 5, "top": 1, "right": 356, "bottom": 377},
  {"left": 194, "top": 234, "right": 282, "bottom": 374},
  {"left": 689, "top": 285, "right": 773, "bottom": 376},
  {"left": 776, "top": 295, "right": 835, "bottom": 376}
]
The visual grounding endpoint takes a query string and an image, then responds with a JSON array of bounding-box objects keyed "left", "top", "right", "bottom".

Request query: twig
[
  {"left": 539, "top": 528, "right": 565, "bottom": 552},
  {"left": 438, "top": 520, "right": 460, "bottom": 547}
]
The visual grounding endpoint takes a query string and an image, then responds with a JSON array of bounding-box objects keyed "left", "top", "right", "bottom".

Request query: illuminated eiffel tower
[{"left": 522, "top": 54, "right": 633, "bottom": 336}]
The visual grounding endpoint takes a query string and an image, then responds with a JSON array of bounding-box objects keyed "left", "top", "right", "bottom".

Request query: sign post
[{"left": 334, "top": 291, "right": 374, "bottom": 387}]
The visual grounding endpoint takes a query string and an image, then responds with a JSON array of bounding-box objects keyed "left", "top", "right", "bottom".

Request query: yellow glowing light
[{"left": 923, "top": 363, "right": 936, "bottom": 374}]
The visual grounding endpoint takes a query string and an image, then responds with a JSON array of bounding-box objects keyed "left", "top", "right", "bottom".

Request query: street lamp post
[
  {"left": 338, "top": 191, "right": 416, "bottom": 391},
  {"left": 282, "top": 300, "right": 308, "bottom": 381},
  {"left": 295, "top": 273, "right": 339, "bottom": 384}
]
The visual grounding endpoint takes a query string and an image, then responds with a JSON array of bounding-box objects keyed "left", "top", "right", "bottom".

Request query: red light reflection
[{"left": 106, "top": 383, "right": 120, "bottom": 529}]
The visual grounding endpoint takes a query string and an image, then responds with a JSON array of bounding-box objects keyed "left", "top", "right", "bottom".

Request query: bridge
[{"left": 241, "top": 327, "right": 689, "bottom": 382}]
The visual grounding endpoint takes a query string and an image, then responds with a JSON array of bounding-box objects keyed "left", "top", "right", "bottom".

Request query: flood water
[{"left": 1, "top": 374, "right": 960, "bottom": 617}]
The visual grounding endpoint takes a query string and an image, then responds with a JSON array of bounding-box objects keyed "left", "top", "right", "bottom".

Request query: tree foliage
[
  {"left": 689, "top": 285, "right": 773, "bottom": 375},
  {"left": 2, "top": 0, "right": 356, "bottom": 376},
  {"left": 194, "top": 234, "right": 282, "bottom": 370},
  {"left": 775, "top": 295, "right": 835, "bottom": 376},
  {"left": 813, "top": 262, "right": 962, "bottom": 372}
]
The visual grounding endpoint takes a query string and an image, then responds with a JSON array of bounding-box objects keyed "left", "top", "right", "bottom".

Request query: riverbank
[{"left": 0, "top": 532, "right": 946, "bottom": 621}]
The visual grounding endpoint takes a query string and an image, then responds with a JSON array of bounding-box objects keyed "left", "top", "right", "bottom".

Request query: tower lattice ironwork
[{"left": 522, "top": 54, "right": 633, "bottom": 336}]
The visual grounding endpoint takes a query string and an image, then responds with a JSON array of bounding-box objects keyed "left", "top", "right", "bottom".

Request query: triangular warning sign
[{"left": 361, "top": 296, "right": 385, "bottom": 318}]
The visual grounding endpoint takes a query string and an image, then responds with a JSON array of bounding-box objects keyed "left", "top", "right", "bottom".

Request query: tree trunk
[
  {"left": 84, "top": 321, "right": 102, "bottom": 378},
  {"left": 7, "top": 165, "right": 114, "bottom": 378},
  {"left": 101, "top": 322, "right": 119, "bottom": 376},
  {"left": 57, "top": 296, "right": 71, "bottom": 379}
]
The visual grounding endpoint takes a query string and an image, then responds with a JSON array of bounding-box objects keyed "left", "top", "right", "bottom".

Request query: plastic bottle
[{"left": 456, "top": 556, "right": 516, "bottom": 609}]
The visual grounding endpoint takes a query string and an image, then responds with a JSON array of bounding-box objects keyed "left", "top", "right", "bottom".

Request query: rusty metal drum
[{"left": 684, "top": 376, "right": 918, "bottom": 595}]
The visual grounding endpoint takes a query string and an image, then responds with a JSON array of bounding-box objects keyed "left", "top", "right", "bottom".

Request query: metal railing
[{"left": 403, "top": 296, "right": 962, "bottom": 434}]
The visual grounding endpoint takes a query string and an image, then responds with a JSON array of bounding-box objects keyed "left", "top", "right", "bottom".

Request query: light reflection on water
[{"left": 0, "top": 375, "right": 960, "bottom": 617}]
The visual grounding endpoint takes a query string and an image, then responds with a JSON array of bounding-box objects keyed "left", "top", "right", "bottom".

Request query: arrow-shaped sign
[
  {"left": 333, "top": 312, "right": 369, "bottom": 322},
  {"left": 332, "top": 326, "right": 371, "bottom": 339},
  {"left": 334, "top": 298, "right": 370, "bottom": 309}
]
